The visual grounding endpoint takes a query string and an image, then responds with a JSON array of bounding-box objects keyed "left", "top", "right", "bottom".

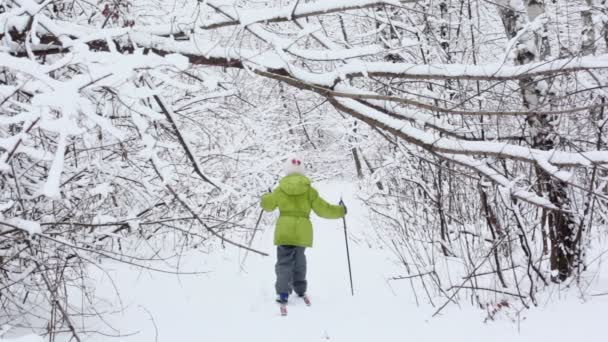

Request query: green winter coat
[{"left": 261, "top": 174, "right": 345, "bottom": 247}]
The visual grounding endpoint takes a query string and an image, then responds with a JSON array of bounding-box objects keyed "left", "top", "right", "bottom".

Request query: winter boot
[
  {"left": 276, "top": 292, "right": 289, "bottom": 304},
  {"left": 297, "top": 293, "right": 311, "bottom": 306}
]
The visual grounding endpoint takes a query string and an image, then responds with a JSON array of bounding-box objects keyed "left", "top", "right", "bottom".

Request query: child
[{"left": 261, "top": 156, "right": 347, "bottom": 306}]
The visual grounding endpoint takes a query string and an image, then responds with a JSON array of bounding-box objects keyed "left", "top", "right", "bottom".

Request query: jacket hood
[{"left": 278, "top": 174, "right": 311, "bottom": 195}]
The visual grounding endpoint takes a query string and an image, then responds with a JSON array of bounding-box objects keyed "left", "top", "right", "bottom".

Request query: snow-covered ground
[{"left": 9, "top": 182, "right": 607, "bottom": 342}]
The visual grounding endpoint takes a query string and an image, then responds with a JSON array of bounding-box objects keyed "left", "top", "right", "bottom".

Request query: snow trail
[{"left": 80, "top": 182, "right": 607, "bottom": 342}]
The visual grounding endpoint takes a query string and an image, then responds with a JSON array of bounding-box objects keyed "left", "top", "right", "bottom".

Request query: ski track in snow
[{"left": 75, "top": 182, "right": 607, "bottom": 342}]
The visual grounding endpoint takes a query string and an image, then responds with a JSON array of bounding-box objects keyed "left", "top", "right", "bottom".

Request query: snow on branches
[{"left": 2, "top": 0, "right": 608, "bottom": 336}]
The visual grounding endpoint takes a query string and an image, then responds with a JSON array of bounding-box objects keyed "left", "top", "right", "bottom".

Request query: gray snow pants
[{"left": 275, "top": 245, "right": 307, "bottom": 296}]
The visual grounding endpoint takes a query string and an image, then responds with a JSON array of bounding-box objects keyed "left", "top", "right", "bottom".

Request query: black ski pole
[
  {"left": 339, "top": 198, "right": 354, "bottom": 296},
  {"left": 240, "top": 187, "right": 273, "bottom": 270}
]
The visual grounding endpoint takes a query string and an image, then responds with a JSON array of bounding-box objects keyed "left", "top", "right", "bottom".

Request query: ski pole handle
[{"left": 339, "top": 198, "right": 347, "bottom": 215}]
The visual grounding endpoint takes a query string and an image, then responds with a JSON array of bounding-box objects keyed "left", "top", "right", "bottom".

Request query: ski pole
[
  {"left": 239, "top": 208, "right": 264, "bottom": 271},
  {"left": 339, "top": 198, "right": 354, "bottom": 296},
  {"left": 240, "top": 187, "right": 273, "bottom": 270}
]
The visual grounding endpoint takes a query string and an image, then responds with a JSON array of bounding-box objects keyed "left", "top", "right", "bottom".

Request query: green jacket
[{"left": 261, "top": 174, "right": 345, "bottom": 247}]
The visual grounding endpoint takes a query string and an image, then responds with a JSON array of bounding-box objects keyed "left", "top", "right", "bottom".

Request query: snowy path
[{"left": 86, "top": 182, "right": 607, "bottom": 342}]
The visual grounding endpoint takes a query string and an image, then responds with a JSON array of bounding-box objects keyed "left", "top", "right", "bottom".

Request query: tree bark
[
  {"left": 581, "top": 0, "right": 596, "bottom": 56},
  {"left": 497, "top": 0, "right": 578, "bottom": 282}
]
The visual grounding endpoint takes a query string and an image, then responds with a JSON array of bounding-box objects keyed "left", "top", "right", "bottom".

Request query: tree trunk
[
  {"left": 497, "top": 0, "right": 578, "bottom": 282},
  {"left": 352, "top": 147, "right": 364, "bottom": 179},
  {"left": 581, "top": 0, "right": 596, "bottom": 56}
]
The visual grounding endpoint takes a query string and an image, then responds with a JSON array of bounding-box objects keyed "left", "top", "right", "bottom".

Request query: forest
[{"left": 1, "top": 0, "right": 608, "bottom": 341}]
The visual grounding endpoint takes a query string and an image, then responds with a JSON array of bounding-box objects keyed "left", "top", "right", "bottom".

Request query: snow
[
  {"left": 0, "top": 53, "right": 62, "bottom": 90},
  {"left": 323, "top": 53, "right": 608, "bottom": 83},
  {"left": 0, "top": 335, "right": 43, "bottom": 342},
  {"left": 6, "top": 265, "right": 36, "bottom": 286},
  {"left": 71, "top": 182, "right": 607, "bottom": 342},
  {"left": 163, "top": 53, "right": 189, "bottom": 71},
  {"left": 40, "top": 133, "right": 66, "bottom": 199},
  {"left": 7, "top": 218, "right": 41, "bottom": 236},
  {"left": 262, "top": 31, "right": 385, "bottom": 61},
  {"left": 334, "top": 84, "right": 466, "bottom": 134},
  {"left": 289, "top": 44, "right": 385, "bottom": 61},
  {"left": 174, "top": 90, "right": 236, "bottom": 111},
  {"left": 204, "top": 0, "right": 401, "bottom": 29},
  {"left": 90, "top": 183, "right": 113, "bottom": 197},
  {"left": 0, "top": 201, "right": 14, "bottom": 214},
  {"left": 0, "top": 111, "right": 36, "bottom": 126},
  {"left": 333, "top": 97, "right": 608, "bottom": 170},
  {"left": 92, "top": 214, "right": 118, "bottom": 224},
  {"left": 3, "top": 2, "right": 608, "bottom": 341},
  {"left": 129, "top": 32, "right": 286, "bottom": 70}
]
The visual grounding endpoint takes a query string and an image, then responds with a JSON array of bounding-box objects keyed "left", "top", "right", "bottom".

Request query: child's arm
[
  {"left": 261, "top": 189, "right": 278, "bottom": 212},
  {"left": 310, "top": 188, "right": 346, "bottom": 219}
]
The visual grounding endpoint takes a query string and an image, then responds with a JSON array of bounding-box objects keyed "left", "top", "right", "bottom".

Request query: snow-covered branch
[{"left": 202, "top": 0, "right": 412, "bottom": 29}]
